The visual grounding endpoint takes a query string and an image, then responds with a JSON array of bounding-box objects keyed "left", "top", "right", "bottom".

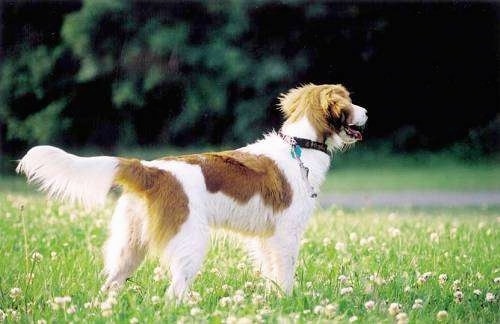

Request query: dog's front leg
[{"left": 267, "top": 230, "right": 301, "bottom": 295}]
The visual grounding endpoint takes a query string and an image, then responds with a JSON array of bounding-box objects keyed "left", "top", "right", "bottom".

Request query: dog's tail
[{"left": 16, "top": 145, "right": 125, "bottom": 208}]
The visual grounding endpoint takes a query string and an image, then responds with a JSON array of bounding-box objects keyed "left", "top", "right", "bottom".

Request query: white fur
[
  {"left": 16, "top": 145, "right": 118, "bottom": 208},
  {"left": 352, "top": 104, "right": 368, "bottom": 126},
  {"left": 17, "top": 113, "right": 366, "bottom": 300},
  {"left": 101, "top": 194, "right": 147, "bottom": 292}
]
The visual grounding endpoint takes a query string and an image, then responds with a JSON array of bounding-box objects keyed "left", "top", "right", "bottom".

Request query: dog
[{"left": 17, "top": 83, "right": 367, "bottom": 300}]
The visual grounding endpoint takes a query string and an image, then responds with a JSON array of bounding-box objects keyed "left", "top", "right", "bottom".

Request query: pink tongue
[{"left": 347, "top": 127, "right": 363, "bottom": 140}]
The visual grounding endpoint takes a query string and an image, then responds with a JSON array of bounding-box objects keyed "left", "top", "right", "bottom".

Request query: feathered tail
[{"left": 16, "top": 145, "right": 120, "bottom": 208}]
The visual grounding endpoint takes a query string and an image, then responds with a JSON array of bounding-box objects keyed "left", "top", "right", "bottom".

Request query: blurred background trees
[{"left": 0, "top": 0, "right": 498, "bottom": 159}]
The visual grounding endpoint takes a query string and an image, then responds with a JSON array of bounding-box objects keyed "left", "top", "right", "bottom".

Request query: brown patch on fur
[
  {"left": 279, "top": 83, "right": 353, "bottom": 139},
  {"left": 115, "top": 159, "right": 189, "bottom": 250},
  {"left": 165, "top": 151, "right": 292, "bottom": 212}
]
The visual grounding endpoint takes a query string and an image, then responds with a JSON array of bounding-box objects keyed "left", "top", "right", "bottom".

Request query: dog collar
[{"left": 278, "top": 132, "right": 329, "bottom": 155}]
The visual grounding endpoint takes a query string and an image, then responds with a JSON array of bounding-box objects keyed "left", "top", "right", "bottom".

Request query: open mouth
[{"left": 344, "top": 124, "right": 364, "bottom": 141}]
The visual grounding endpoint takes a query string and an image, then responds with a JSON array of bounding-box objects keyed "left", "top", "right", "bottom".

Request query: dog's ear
[
  {"left": 320, "top": 85, "right": 351, "bottom": 129},
  {"left": 278, "top": 83, "right": 315, "bottom": 118}
]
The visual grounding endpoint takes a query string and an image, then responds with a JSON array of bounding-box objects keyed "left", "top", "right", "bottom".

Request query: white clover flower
[
  {"left": 348, "top": 315, "right": 358, "bottom": 322},
  {"left": 322, "top": 237, "right": 332, "bottom": 246},
  {"left": 454, "top": 290, "right": 463, "bottom": 303},
  {"left": 360, "top": 236, "right": 376, "bottom": 246},
  {"left": 388, "top": 303, "right": 402, "bottom": 316},
  {"left": 237, "top": 262, "right": 246, "bottom": 270},
  {"left": 473, "top": 289, "right": 482, "bottom": 296},
  {"left": 232, "top": 293, "right": 245, "bottom": 304},
  {"left": 225, "top": 315, "right": 237, "bottom": 324},
  {"left": 151, "top": 295, "right": 161, "bottom": 304},
  {"left": 417, "top": 272, "right": 432, "bottom": 284},
  {"left": 210, "top": 268, "right": 221, "bottom": 276},
  {"left": 404, "top": 285, "right": 411, "bottom": 293},
  {"left": 259, "top": 306, "right": 272, "bottom": 316},
  {"left": 349, "top": 232, "right": 358, "bottom": 242},
  {"left": 494, "top": 277, "right": 500, "bottom": 284},
  {"left": 7, "top": 309, "right": 19, "bottom": 321},
  {"left": 370, "top": 273, "right": 386, "bottom": 285},
  {"left": 244, "top": 281, "right": 254, "bottom": 290},
  {"left": 485, "top": 292, "right": 495, "bottom": 302},
  {"left": 31, "top": 251, "right": 43, "bottom": 262},
  {"left": 190, "top": 307, "right": 202, "bottom": 316},
  {"left": 129, "top": 317, "right": 139, "bottom": 324},
  {"left": 324, "top": 303, "right": 337, "bottom": 317},
  {"left": 53, "top": 296, "right": 71, "bottom": 306},
  {"left": 235, "top": 317, "right": 252, "bottom": 324},
  {"left": 335, "top": 242, "right": 347, "bottom": 253},
  {"left": 388, "top": 227, "right": 401, "bottom": 237},
  {"left": 396, "top": 312, "right": 409, "bottom": 324},
  {"left": 106, "top": 292, "right": 118, "bottom": 306},
  {"left": 340, "top": 286, "right": 353, "bottom": 295},
  {"left": 100, "top": 300, "right": 113, "bottom": 317},
  {"left": 252, "top": 294, "right": 264, "bottom": 306},
  {"left": 452, "top": 280, "right": 461, "bottom": 290},
  {"left": 186, "top": 291, "right": 201, "bottom": 306},
  {"left": 338, "top": 275, "right": 348, "bottom": 284},
  {"left": 9, "top": 287, "right": 22, "bottom": 300},
  {"left": 66, "top": 305, "right": 76, "bottom": 314},
  {"left": 84, "top": 298, "right": 99, "bottom": 309},
  {"left": 219, "top": 296, "right": 232, "bottom": 307},
  {"left": 430, "top": 232, "right": 439, "bottom": 243},
  {"left": 153, "top": 266, "right": 166, "bottom": 282},
  {"left": 438, "top": 273, "right": 447, "bottom": 284},
  {"left": 0, "top": 309, "right": 6, "bottom": 322},
  {"left": 412, "top": 302, "right": 423, "bottom": 310},
  {"left": 364, "top": 300, "right": 375, "bottom": 311},
  {"left": 313, "top": 305, "right": 324, "bottom": 315},
  {"left": 436, "top": 310, "right": 448, "bottom": 321}
]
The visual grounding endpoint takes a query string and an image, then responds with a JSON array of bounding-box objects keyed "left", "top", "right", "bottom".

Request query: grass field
[{"left": 0, "top": 190, "right": 498, "bottom": 323}]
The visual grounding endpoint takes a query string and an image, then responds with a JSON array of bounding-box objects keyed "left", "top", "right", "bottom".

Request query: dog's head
[{"left": 279, "top": 83, "right": 367, "bottom": 150}]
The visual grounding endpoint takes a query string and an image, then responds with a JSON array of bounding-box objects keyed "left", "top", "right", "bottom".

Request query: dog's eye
[{"left": 340, "top": 111, "right": 347, "bottom": 125}]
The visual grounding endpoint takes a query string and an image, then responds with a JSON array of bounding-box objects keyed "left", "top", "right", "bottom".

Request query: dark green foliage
[
  {"left": 0, "top": 0, "right": 310, "bottom": 151},
  {"left": 0, "top": 0, "right": 498, "bottom": 156}
]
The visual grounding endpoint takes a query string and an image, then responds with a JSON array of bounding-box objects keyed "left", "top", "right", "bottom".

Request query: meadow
[
  {"left": 0, "top": 190, "right": 498, "bottom": 323},
  {"left": 0, "top": 149, "right": 499, "bottom": 323}
]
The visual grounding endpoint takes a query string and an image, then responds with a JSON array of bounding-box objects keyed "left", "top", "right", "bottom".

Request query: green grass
[
  {"left": 0, "top": 191, "right": 498, "bottom": 323},
  {"left": 323, "top": 148, "right": 500, "bottom": 192},
  {"left": 323, "top": 163, "right": 500, "bottom": 192}
]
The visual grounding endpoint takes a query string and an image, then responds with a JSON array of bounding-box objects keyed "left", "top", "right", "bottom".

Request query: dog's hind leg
[
  {"left": 162, "top": 215, "right": 209, "bottom": 302},
  {"left": 101, "top": 194, "right": 147, "bottom": 292}
]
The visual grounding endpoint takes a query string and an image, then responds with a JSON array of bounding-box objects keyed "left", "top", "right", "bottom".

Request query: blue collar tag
[{"left": 291, "top": 144, "right": 302, "bottom": 159}]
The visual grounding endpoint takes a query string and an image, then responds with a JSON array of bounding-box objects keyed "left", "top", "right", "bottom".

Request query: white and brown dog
[{"left": 17, "top": 84, "right": 367, "bottom": 300}]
